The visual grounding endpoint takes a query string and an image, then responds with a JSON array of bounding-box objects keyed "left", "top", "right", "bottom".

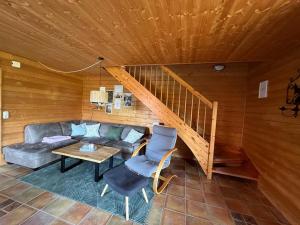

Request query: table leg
[
  {"left": 109, "top": 156, "right": 114, "bottom": 168},
  {"left": 95, "top": 163, "right": 100, "bottom": 182},
  {"left": 60, "top": 156, "right": 82, "bottom": 173}
]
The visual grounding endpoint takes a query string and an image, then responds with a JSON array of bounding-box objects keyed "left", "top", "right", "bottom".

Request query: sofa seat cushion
[
  {"left": 60, "top": 120, "right": 81, "bottom": 136},
  {"left": 71, "top": 135, "right": 85, "bottom": 141},
  {"left": 3, "top": 143, "right": 60, "bottom": 169},
  {"left": 49, "top": 139, "right": 79, "bottom": 149},
  {"left": 80, "top": 137, "right": 111, "bottom": 145}
]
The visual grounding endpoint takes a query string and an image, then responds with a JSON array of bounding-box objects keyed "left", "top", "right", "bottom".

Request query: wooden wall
[
  {"left": 243, "top": 49, "right": 300, "bottom": 224},
  {"left": 169, "top": 63, "right": 249, "bottom": 151},
  {"left": 0, "top": 51, "right": 83, "bottom": 146},
  {"left": 82, "top": 70, "right": 160, "bottom": 128}
]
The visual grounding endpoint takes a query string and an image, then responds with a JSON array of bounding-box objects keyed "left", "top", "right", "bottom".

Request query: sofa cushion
[
  {"left": 123, "top": 129, "right": 144, "bottom": 144},
  {"left": 106, "top": 126, "right": 124, "bottom": 141},
  {"left": 60, "top": 120, "right": 81, "bottom": 136},
  {"left": 84, "top": 123, "right": 100, "bottom": 137},
  {"left": 71, "top": 123, "right": 86, "bottom": 136},
  {"left": 80, "top": 137, "right": 111, "bottom": 145},
  {"left": 121, "top": 126, "right": 146, "bottom": 140},
  {"left": 25, "top": 123, "right": 63, "bottom": 144}
]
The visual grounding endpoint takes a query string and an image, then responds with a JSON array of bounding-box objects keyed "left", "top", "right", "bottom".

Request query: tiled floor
[{"left": 0, "top": 158, "right": 290, "bottom": 225}]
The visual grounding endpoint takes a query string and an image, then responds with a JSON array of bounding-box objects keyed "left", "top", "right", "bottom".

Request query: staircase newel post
[{"left": 207, "top": 101, "right": 218, "bottom": 179}]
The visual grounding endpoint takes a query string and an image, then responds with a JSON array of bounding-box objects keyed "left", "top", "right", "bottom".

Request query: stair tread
[
  {"left": 213, "top": 151, "right": 245, "bottom": 164},
  {"left": 213, "top": 164, "right": 258, "bottom": 180}
]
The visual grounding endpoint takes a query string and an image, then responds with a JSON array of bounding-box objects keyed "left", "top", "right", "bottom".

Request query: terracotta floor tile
[
  {"left": 255, "top": 218, "right": 282, "bottom": 225},
  {"left": 204, "top": 193, "right": 227, "bottom": 208},
  {"left": 0, "top": 179, "right": 19, "bottom": 191},
  {"left": 0, "top": 196, "right": 7, "bottom": 204},
  {"left": 225, "top": 198, "right": 250, "bottom": 214},
  {"left": 27, "top": 192, "right": 57, "bottom": 209},
  {"left": 165, "top": 195, "right": 185, "bottom": 213},
  {"left": 0, "top": 199, "right": 13, "bottom": 209},
  {"left": 3, "top": 167, "right": 31, "bottom": 178},
  {"left": 207, "top": 206, "right": 234, "bottom": 225},
  {"left": 0, "top": 205, "right": 37, "bottom": 225},
  {"left": 43, "top": 197, "right": 75, "bottom": 217},
  {"left": 0, "top": 211, "right": 6, "bottom": 218},
  {"left": 50, "top": 219, "right": 71, "bottom": 225},
  {"left": 13, "top": 187, "right": 44, "bottom": 203},
  {"left": 172, "top": 176, "right": 185, "bottom": 186},
  {"left": 0, "top": 182, "right": 31, "bottom": 197},
  {"left": 186, "top": 187, "right": 205, "bottom": 202},
  {"left": 79, "top": 208, "right": 111, "bottom": 225},
  {"left": 62, "top": 202, "right": 91, "bottom": 224},
  {"left": 21, "top": 211, "right": 55, "bottom": 225},
  {"left": 220, "top": 187, "right": 242, "bottom": 200},
  {"left": 107, "top": 215, "right": 133, "bottom": 225},
  {"left": 161, "top": 209, "right": 185, "bottom": 225},
  {"left": 186, "top": 175, "right": 202, "bottom": 189},
  {"left": 186, "top": 200, "right": 210, "bottom": 220},
  {"left": 247, "top": 204, "right": 278, "bottom": 222},
  {"left": 186, "top": 216, "right": 213, "bottom": 225},
  {"left": 167, "top": 184, "right": 185, "bottom": 197},
  {"left": 146, "top": 207, "right": 163, "bottom": 225},
  {"left": 3, "top": 201, "right": 22, "bottom": 212},
  {"left": 203, "top": 183, "right": 222, "bottom": 195}
]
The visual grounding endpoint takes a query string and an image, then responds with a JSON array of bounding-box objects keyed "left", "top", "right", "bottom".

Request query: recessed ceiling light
[{"left": 213, "top": 64, "right": 225, "bottom": 71}]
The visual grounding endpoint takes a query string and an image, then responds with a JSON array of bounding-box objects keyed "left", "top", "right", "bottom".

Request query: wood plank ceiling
[{"left": 0, "top": 0, "right": 300, "bottom": 72}]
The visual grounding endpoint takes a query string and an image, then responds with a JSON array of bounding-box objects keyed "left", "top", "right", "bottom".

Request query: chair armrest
[
  {"left": 131, "top": 141, "right": 148, "bottom": 158},
  {"left": 152, "top": 147, "right": 177, "bottom": 194}
]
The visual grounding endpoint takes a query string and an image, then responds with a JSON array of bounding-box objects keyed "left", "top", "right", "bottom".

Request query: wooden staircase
[
  {"left": 106, "top": 65, "right": 218, "bottom": 179},
  {"left": 213, "top": 145, "right": 258, "bottom": 180}
]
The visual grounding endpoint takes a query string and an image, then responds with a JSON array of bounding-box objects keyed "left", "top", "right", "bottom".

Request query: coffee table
[{"left": 52, "top": 142, "right": 120, "bottom": 182}]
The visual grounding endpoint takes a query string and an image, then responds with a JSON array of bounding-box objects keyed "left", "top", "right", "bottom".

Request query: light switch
[{"left": 2, "top": 111, "right": 9, "bottom": 119}]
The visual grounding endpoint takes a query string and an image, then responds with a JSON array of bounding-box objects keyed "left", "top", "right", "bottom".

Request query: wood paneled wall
[
  {"left": 0, "top": 51, "right": 83, "bottom": 146},
  {"left": 243, "top": 50, "right": 300, "bottom": 225},
  {"left": 82, "top": 70, "right": 160, "bottom": 128},
  {"left": 169, "top": 63, "right": 249, "bottom": 151}
]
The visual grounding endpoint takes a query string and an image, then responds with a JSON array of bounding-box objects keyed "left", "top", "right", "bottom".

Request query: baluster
[
  {"left": 203, "top": 106, "right": 207, "bottom": 138},
  {"left": 128, "top": 66, "right": 131, "bottom": 75},
  {"left": 150, "top": 66, "right": 152, "bottom": 93},
  {"left": 160, "top": 69, "right": 163, "bottom": 101},
  {"left": 196, "top": 98, "right": 201, "bottom": 133},
  {"left": 166, "top": 74, "right": 170, "bottom": 106},
  {"left": 144, "top": 66, "right": 147, "bottom": 87},
  {"left": 172, "top": 78, "right": 175, "bottom": 112},
  {"left": 178, "top": 84, "right": 181, "bottom": 116},
  {"left": 184, "top": 88, "right": 187, "bottom": 122},
  {"left": 155, "top": 66, "right": 158, "bottom": 97},
  {"left": 139, "top": 66, "right": 142, "bottom": 83},
  {"left": 133, "top": 66, "right": 137, "bottom": 79},
  {"left": 190, "top": 94, "right": 193, "bottom": 127}
]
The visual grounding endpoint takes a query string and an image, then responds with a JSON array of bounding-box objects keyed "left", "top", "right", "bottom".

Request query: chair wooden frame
[{"left": 131, "top": 140, "right": 178, "bottom": 194}]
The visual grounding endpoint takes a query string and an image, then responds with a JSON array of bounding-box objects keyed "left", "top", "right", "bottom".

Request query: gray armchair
[{"left": 125, "top": 125, "right": 177, "bottom": 194}]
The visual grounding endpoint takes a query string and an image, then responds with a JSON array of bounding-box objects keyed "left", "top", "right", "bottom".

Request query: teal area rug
[{"left": 20, "top": 158, "right": 154, "bottom": 224}]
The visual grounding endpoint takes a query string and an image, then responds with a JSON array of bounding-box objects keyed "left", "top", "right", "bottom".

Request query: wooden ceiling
[{"left": 0, "top": 0, "right": 300, "bottom": 72}]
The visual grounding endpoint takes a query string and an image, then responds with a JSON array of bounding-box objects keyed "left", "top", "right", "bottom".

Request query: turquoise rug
[{"left": 20, "top": 158, "right": 154, "bottom": 224}]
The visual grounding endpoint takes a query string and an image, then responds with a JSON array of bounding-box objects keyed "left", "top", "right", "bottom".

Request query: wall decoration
[
  {"left": 279, "top": 69, "right": 300, "bottom": 117},
  {"left": 258, "top": 80, "right": 268, "bottom": 98},
  {"left": 124, "top": 93, "right": 133, "bottom": 107},
  {"left": 114, "top": 98, "right": 122, "bottom": 109},
  {"left": 114, "top": 85, "right": 123, "bottom": 94},
  {"left": 105, "top": 103, "right": 112, "bottom": 114},
  {"left": 107, "top": 90, "right": 114, "bottom": 103}
]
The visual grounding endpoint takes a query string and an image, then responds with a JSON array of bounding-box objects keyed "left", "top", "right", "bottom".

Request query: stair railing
[{"left": 125, "top": 65, "right": 218, "bottom": 178}]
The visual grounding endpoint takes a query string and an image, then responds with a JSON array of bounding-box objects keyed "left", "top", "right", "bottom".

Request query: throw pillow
[
  {"left": 84, "top": 123, "right": 101, "bottom": 137},
  {"left": 106, "top": 126, "right": 124, "bottom": 141},
  {"left": 71, "top": 123, "right": 86, "bottom": 136},
  {"left": 123, "top": 129, "right": 144, "bottom": 144}
]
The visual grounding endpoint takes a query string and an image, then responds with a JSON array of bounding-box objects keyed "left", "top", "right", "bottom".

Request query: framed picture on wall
[
  {"left": 124, "top": 93, "right": 133, "bottom": 107},
  {"left": 107, "top": 90, "right": 114, "bottom": 103},
  {"left": 105, "top": 103, "right": 112, "bottom": 114}
]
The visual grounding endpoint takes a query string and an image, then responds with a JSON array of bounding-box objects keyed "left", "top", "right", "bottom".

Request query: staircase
[
  {"left": 213, "top": 144, "right": 258, "bottom": 180},
  {"left": 105, "top": 65, "right": 218, "bottom": 179}
]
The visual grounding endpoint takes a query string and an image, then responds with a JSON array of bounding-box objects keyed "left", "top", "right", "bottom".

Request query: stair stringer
[{"left": 106, "top": 66, "right": 210, "bottom": 175}]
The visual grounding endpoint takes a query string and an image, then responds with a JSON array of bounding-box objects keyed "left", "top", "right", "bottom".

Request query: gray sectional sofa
[{"left": 3, "top": 120, "right": 147, "bottom": 169}]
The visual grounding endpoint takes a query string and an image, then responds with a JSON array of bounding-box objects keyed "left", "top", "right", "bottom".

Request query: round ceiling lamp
[{"left": 213, "top": 64, "right": 225, "bottom": 71}]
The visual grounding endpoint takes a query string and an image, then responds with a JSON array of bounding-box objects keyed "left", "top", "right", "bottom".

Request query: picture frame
[
  {"left": 105, "top": 103, "right": 112, "bottom": 114},
  {"left": 124, "top": 93, "right": 133, "bottom": 107},
  {"left": 107, "top": 90, "right": 114, "bottom": 103}
]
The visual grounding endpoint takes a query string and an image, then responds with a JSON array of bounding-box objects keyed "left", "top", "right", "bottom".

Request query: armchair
[{"left": 125, "top": 125, "right": 178, "bottom": 194}]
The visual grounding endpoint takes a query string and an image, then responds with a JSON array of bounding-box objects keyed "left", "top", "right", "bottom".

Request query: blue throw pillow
[
  {"left": 71, "top": 123, "right": 86, "bottom": 136},
  {"left": 84, "top": 123, "right": 101, "bottom": 137}
]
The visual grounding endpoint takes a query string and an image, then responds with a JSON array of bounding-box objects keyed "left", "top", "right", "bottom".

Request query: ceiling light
[{"left": 213, "top": 64, "right": 225, "bottom": 71}]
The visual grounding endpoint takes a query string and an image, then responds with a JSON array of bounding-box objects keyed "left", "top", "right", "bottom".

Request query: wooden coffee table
[{"left": 53, "top": 142, "right": 120, "bottom": 182}]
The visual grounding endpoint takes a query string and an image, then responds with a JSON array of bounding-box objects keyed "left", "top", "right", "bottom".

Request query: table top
[{"left": 52, "top": 142, "right": 121, "bottom": 164}]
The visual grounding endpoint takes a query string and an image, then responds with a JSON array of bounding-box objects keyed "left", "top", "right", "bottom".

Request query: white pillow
[
  {"left": 84, "top": 123, "right": 100, "bottom": 137},
  {"left": 123, "top": 129, "right": 144, "bottom": 144}
]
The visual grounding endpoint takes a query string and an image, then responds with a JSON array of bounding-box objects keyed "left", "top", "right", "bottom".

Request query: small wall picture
[
  {"left": 105, "top": 103, "right": 112, "bottom": 114},
  {"left": 114, "top": 98, "right": 122, "bottom": 109},
  {"left": 124, "top": 93, "right": 133, "bottom": 107},
  {"left": 107, "top": 90, "right": 114, "bottom": 103},
  {"left": 114, "top": 92, "right": 123, "bottom": 99}
]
